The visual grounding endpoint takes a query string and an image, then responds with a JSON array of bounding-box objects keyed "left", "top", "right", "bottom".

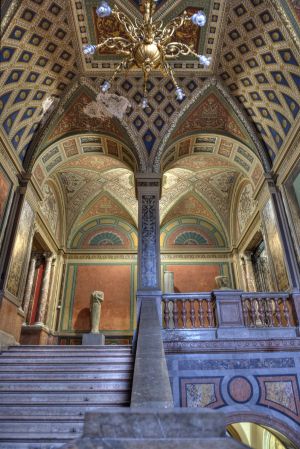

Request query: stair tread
[{"left": 0, "top": 345, "right": 133, "bottom": 446}]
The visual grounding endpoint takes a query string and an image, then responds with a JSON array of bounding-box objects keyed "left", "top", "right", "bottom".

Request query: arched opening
[{"left": 227, "top": 422, "right": 297, "bottom": 449}]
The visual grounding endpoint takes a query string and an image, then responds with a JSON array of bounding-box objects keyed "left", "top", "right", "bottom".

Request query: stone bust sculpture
[
  {"left": 215, "top": 275, "right": 231, "bottom": 290},
  {"left": 90, "top": 291, "right": 104, "bottom": 333}
]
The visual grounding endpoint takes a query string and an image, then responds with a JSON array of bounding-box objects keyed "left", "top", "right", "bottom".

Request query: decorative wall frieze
[{"left": 164, "top": 338, "right": 300, "bottom": 353}]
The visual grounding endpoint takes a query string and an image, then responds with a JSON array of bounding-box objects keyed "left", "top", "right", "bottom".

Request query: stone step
[
  {"left": 6, "top": 345, "right": 131, "bottom": 351},
  {"left": 0, "top": 404, "right": 129, "bottom": 417},
  {"left": 0, "top": 443, "right": 67, "bottom": 449},
  {"left": 0, "top": 363, "right": 133, "bottom": 372},
  {"left": 0, "top": 371, "right": 132, "bottom": 381},
  {"left": 64, "top": 438, "right": 250, "bottom": 449},
  {"left": 0, "top": 380, "right": 131, "bottom": 392},
  {"left": 0, "top": 355, "right": 133, "bottom": 363},
  {"left": 0, "top": 420, "right": 84, "bottom": 436},
  {"left": 1, "top": 350, "right": 132, "bottom": 357},
  {"left": 0, "top": 391, "right": 130, "bottom": 404}
]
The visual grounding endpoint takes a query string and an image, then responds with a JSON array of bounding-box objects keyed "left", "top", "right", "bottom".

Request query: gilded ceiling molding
[
  {"left": 152, "top": 76, "right": 271, "bottom": 173},
  {"left": 270, "top": 0, "right": 300, "bottom": 52},
  {"left": 0, "top": 0, "right": 21, "bottom": 37}
]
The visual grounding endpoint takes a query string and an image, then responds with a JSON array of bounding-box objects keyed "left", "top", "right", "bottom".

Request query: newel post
[{"left": 213, "top": 290, "right": 245, "bottom": 338}]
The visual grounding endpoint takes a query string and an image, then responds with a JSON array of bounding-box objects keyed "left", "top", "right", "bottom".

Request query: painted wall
[
  {"left": 60, "top": 261, "right": 136, "bottom": 335},
  {"left": 162, "top": 260, "right": 233, "bottom": 292}
]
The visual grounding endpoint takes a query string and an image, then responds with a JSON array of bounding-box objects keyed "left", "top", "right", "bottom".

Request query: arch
[
  {"left": 31, "top": 133, "right": 138, "bottom": 183},
  {"left": 161, "top": 134, "right": 264, "bottom": 182},
  {"left": 161, "top": 217, "right": 228, "bottom": 250},
  {"left": 153, "top": 77, "right": 270, "bottom": 173},
  {"left": 69, "top": 217, "right": 138, "bottom": 250},
  {"left": 225, "top": 412, "right": 300, "bottom": 449},
  {"left": 24, "top": 82, "right": 147, "bottom": 172}
]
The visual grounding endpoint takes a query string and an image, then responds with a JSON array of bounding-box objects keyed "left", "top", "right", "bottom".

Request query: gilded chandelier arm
[
  {"left": 142, "top": 0, "right": 157, "bottom": 24},
  {"left": 164, "top": 41, "right": 198, "bottom": 59},
  {"left": 94, "top": 37, "right": 133, "bottom": 56},
  {"left": 158, "top": 12, "right": 190, "bottom": 43},
  {"left": 111, "top": 7, "right": 140, "bottom": 41},
  {"left": 108, "top": 57, "right": 134, "bottom": 84}
]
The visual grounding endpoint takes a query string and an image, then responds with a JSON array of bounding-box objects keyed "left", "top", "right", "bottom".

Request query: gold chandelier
[{"left": 83, "top": 0, "right": 211, "bottom": 109}]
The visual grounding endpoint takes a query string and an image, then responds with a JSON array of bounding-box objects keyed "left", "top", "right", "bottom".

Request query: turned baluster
[
  {"left": 242, "top": 299, "right": 250, "bottom": 326},
  {"left": 207, "top": 300, "right": 214, "bottom": 327},
  {"left": 164, "top": 299, "right": 170, "bottom": 329},
  {"left": 198, "top": 299, "right": 204, "bottom": 327},
  {"left": 267, "top": 298, "right": 274, "bottom": 327},
  {"left": 173, "top": 299, "right": 179, "bottom": 328},
  {"left": 182, "top": 300, "right": 187, "bottom": 328},
  {"left": 258, "top": 299, "right": 265, "bottom": 326},
  {"left": 275, "top": 298, "right": 282, "bottom": 326},
  {"left": 190, "top": 300, "right": 195, "bottom": 328},
  {"left": 250, "top": 298, "right": 256, "bottom": 326},
  {"left": 282, "top": 297, "right": 290, "bottom": 327}
]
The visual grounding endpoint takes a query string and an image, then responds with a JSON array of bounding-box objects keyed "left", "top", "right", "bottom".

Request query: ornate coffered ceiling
[
  {"left": 1, "top": 0, "right": 300, "bottom": 170},
  {"left": 218, "top": 0, "right": 300, "bottom": 161}
]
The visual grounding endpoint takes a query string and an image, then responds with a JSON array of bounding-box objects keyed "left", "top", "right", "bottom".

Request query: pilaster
[{"left": 265, "top": 174, "right": 300, "bottom": 291}]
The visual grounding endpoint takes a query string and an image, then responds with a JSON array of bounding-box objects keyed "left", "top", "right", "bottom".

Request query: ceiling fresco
[
  {"left": 1, "top": 0, "right": 299, "bottom": 171},
  {"left": 160, "top": 163, "right": 241, "bottom": 233},
  {"left": 162, "top": 134, "right": 264, "bottom": 187}
]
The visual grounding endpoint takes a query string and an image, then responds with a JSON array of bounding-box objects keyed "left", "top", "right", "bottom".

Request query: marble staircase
[{"left": 0, "top": 345, "right": 133, "bottom": 449}]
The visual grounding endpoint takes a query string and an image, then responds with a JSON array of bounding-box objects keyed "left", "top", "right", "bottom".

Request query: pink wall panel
[
  {"left": 166, "top": 264, "right": 220, "bottom": 292},
  {"left": 72, "top": 264, "right": 132, "bottom": 331}
]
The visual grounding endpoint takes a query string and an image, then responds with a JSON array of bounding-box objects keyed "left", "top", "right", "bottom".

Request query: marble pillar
[
  {"left": 136, "top": 173, "right": 161, "bottom": 294},
  {"left": 243, "top": 251, "right": 257, "bottom": 292},
  {"left": 35, "top": 253, "right": 54, "bottom": 325},
  {"left": 22, "top": 254, "right": 37, "bottom": 321}
]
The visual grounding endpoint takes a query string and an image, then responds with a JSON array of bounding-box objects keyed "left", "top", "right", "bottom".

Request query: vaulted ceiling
[{"left": 1, "top": 0, "right": 300, "bottom": 172}]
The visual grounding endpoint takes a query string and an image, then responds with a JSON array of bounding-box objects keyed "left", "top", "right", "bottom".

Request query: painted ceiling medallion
[{"left": 83, "top": 0, "right": 211, "bottom": 110}]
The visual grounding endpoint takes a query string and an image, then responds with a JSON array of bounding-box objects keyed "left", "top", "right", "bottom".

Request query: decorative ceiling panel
[
  {"left": 32, "top": 134, "right": 136, "bottom": 185},
  {"left": 72, "top": 0, "right": 225, "bottom": 74},
  {"left": 162, "top": 135, "right": 264, "bottom": 188},
  {"left": 219, "top": 0, "right": 300, "bottom": 162},
  {"left": 45, "top": 92, "right": 128, "bottom": 145},
  {"left": 0, "top": 0, "right": 79, "bottom": 162},
  {"left": 160, "top": 163, "right": 241, "bottom": 232}
]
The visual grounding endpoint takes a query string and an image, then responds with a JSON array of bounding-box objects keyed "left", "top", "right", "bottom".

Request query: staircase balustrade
[
  {"left": 162, "top": 293, "right": 215, "bottom": 329},
  {"left": 241, "top": 292, "right": 293, "bottom": 328},
  {"left": 162, "top": 291, "right": 296, "bottom": 330}
]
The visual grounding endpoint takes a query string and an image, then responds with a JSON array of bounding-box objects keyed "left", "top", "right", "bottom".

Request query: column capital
[
  {"left": 43, "top": 252, "right": 53, "bottom": 261},
  {"left": 135, "top": 173, "right": 162, "bottom": 199}
]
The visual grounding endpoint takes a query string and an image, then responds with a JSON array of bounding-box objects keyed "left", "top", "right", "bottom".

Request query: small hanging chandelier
[{"left": 83, "top": 0, "right": 211, "bottom": 109}]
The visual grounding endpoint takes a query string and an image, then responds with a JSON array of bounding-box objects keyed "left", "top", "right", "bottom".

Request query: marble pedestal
[
  {"left": 63, "top": 408, "right": 250, "bottom": 449},
  {"left": 82, "top": 333, "right": 105, "bottom": 345}
]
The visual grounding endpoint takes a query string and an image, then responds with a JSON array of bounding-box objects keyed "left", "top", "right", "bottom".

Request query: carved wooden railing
[
  {"left": 162, "top": 293, "right": 215, "bottom": 329},
  {"left": 241, "top": 292, "right": 293, "bottom": 328}
]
